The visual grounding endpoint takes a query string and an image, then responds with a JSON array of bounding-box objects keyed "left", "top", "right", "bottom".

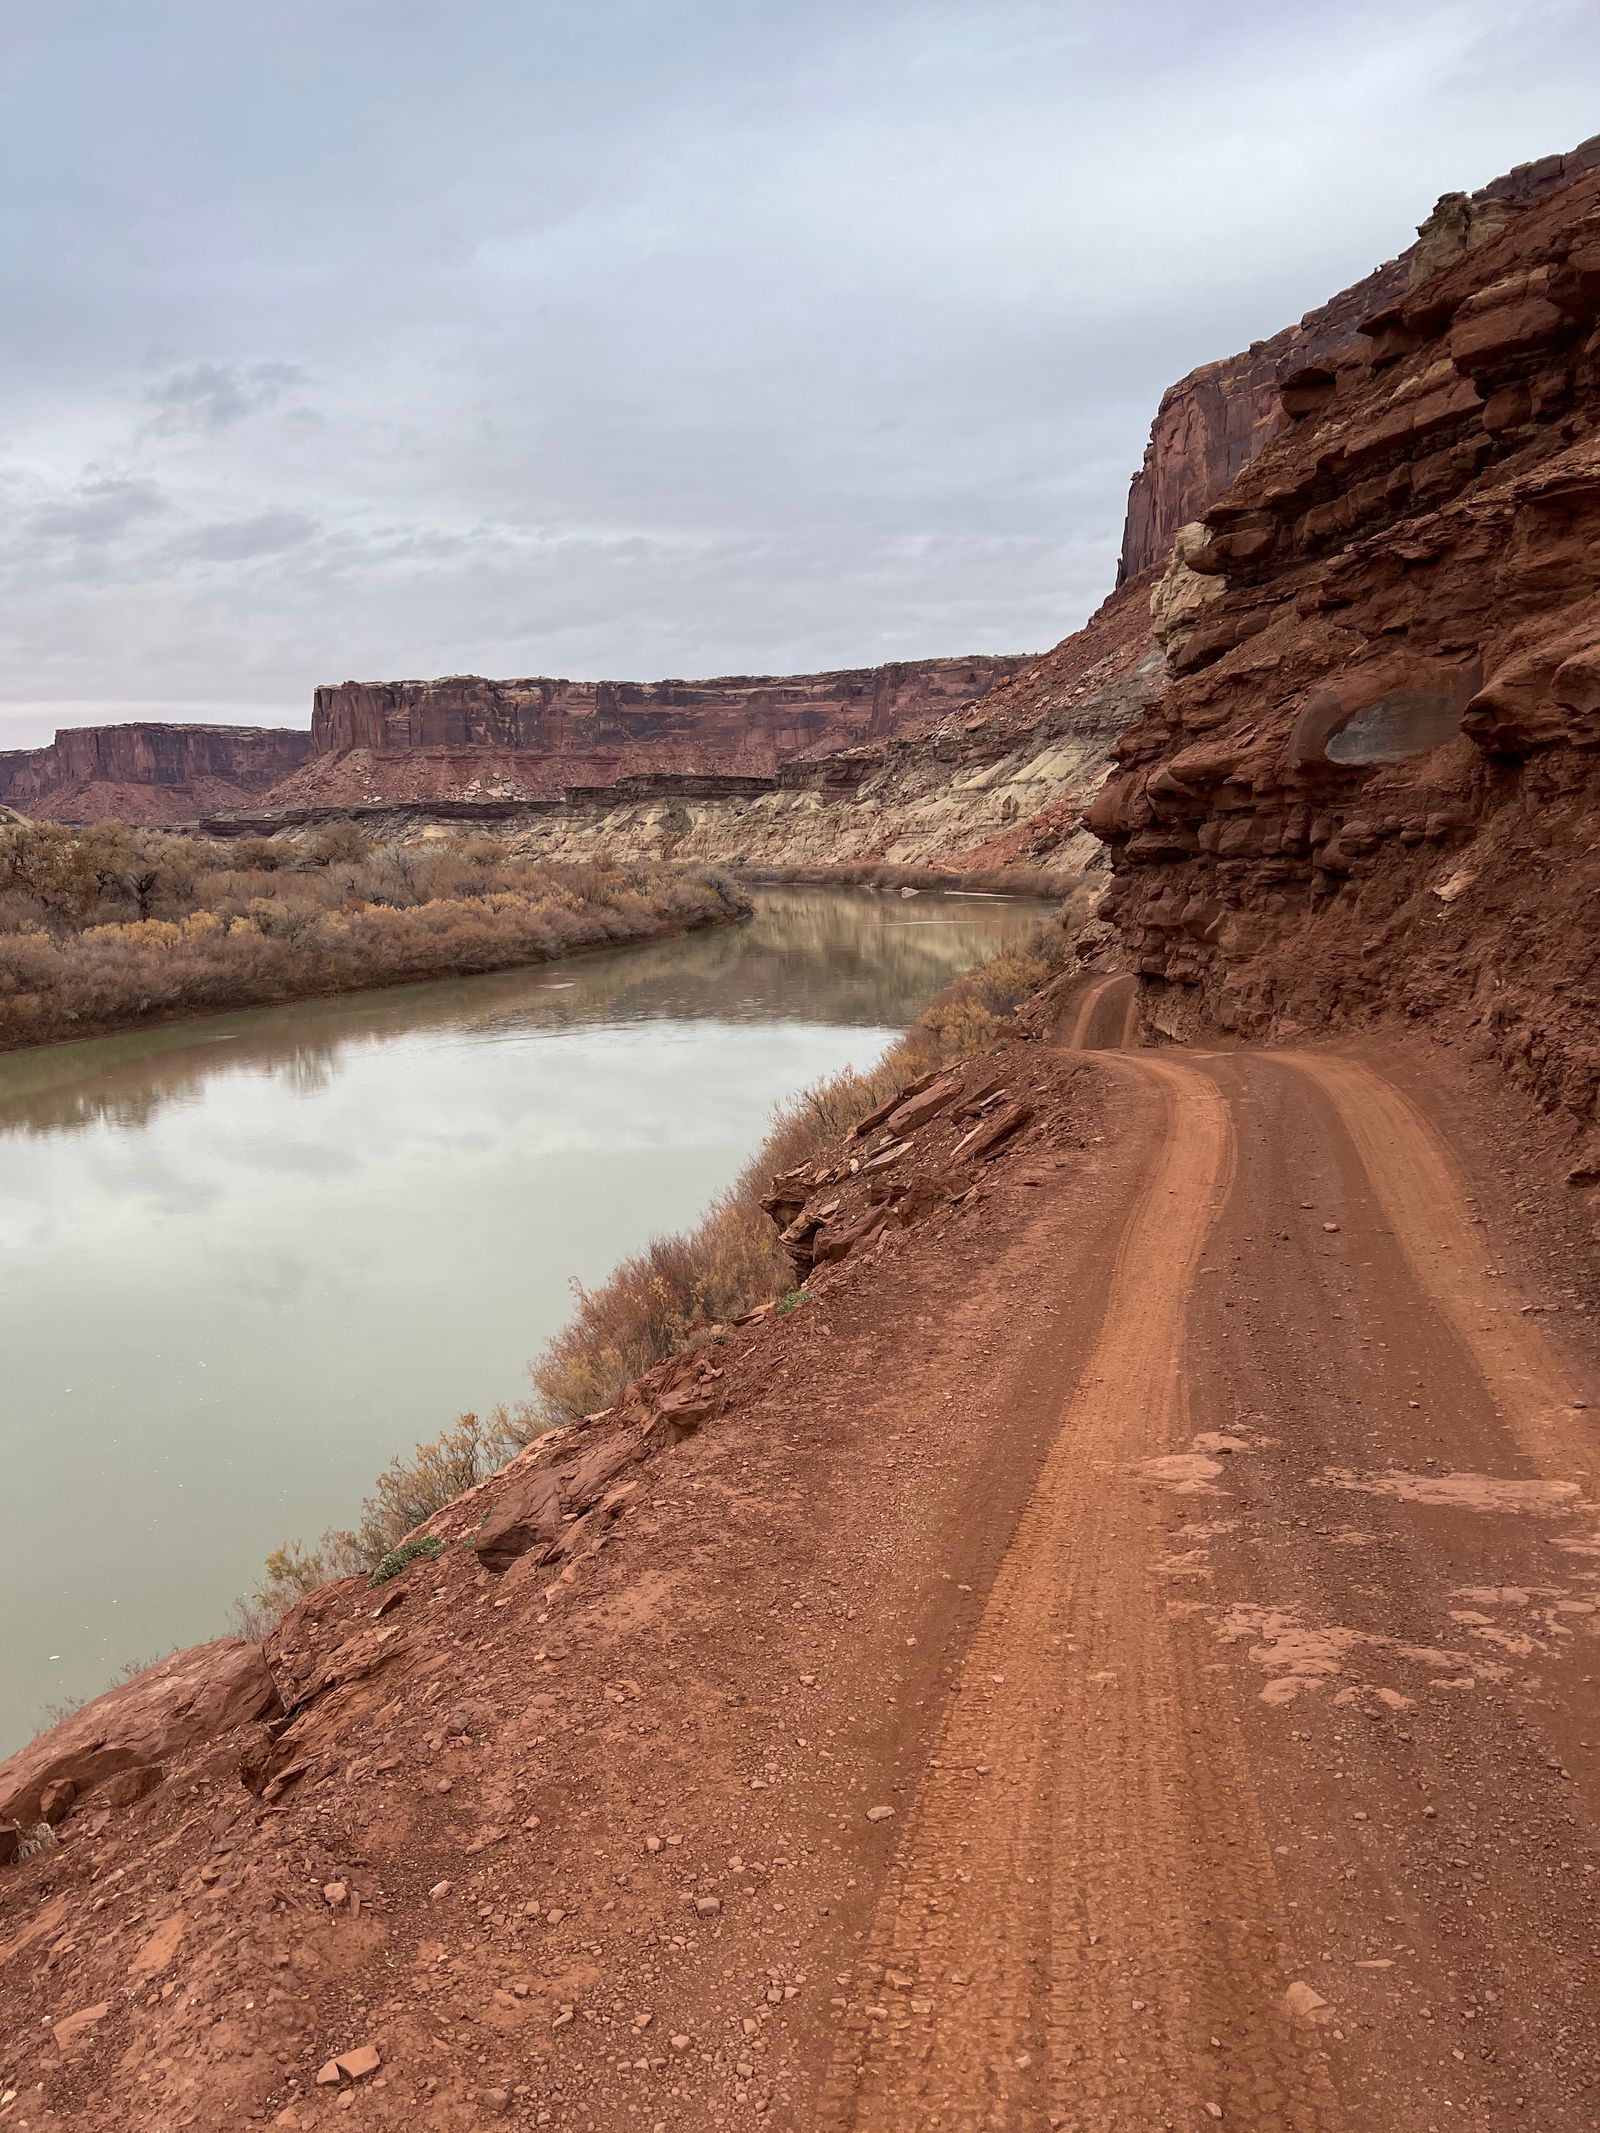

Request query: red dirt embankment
[{"left": 3, "top": 991, "right": 1598, "bottom": 2131}]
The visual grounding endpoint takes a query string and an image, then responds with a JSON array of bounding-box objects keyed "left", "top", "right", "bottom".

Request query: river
[{"left": 0, "top": 886, "right": 1049, "bottom": 1750}]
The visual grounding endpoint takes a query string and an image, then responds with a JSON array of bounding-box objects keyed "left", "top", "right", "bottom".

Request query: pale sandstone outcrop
[
  {"left": 1149, "top": 523, "right": 1226, "bottom": 664},
  {"left": 493, "top": 583, "right": 1160, "bottom": 879}
]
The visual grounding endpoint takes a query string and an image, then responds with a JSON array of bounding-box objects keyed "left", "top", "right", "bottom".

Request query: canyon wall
[
  {"left": 0, "top": 661, "right": 1029, "bottom": 828},
  {"left": 309, "top": 658, "right": 1020, "bottom": 759},
  {"left": 490, "top": 584, "right": 1157, "bottom": 878},
  {"left": 1117, "top": 133, "right": 1600, "bottom": 583},
  {"left": 273, "top": 657, "right": 1027, "bottom": 812},
  {"left": 201, "top": 587, "right": 1154, "bottom": 879},
  {"left": 1093, "top": 157, "right": 1600, "bottom": 1177},
  {"left": 0, "top": 724, "right": 310, "bottom": 826}
]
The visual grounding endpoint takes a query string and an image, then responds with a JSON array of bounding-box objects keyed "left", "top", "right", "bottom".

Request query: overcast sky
[{"left": 3, "top": 0, "right": 1597, "bottom": 746}]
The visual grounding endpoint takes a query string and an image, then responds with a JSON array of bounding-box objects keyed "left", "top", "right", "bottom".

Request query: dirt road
[{"left": 817, "top": 992, "right": 1600, "bottom": 2130}]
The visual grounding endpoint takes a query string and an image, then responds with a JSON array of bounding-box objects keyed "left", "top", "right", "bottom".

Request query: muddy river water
[{"left": 0, "top": 886, "right": 1048, "bottom": 1748}]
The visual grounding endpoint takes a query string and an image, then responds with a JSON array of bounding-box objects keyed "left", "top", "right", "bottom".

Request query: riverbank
[
  {"left": 234, "top": 904, "right": 1072, "bottom": 1630},
  {"left": 730, "top": 860, "right": 1080, "bottom": 897},
  {"left": 0, "top": 885, "right": 1053, "bottom": 1740},
  {"left": 0, "top": 817, "right": 748, "bottom": 1051}
]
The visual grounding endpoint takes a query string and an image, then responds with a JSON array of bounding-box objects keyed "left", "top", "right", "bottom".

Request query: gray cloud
[
  {"left": 2, "top": 0, "right": 1598, "bottom": 743},
  {"left": 27, "top": 475, "right": 169, "bottom": 547},
  {"left": 142, "top": 360, "right": 308, "bottom": 435},
  {"left": 172, "top": 510, "right": 320, "bottom": 564}
]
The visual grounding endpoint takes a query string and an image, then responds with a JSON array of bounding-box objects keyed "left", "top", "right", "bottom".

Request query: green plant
[
  {"left": 369, "top": 1534, "right": 446, "bottom": 1586},
  {"left": 777, "top": 1289, "right": 812, "bottom": 1316}
]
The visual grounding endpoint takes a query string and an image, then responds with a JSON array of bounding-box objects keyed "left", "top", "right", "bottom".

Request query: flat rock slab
[{"left": 0, "top": 1638, "right": 282, "bottom": 1829}]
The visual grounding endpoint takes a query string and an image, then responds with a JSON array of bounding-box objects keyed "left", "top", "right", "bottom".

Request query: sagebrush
[{"left": 0, "top": 817, "right": 746, "bottom": 1049}]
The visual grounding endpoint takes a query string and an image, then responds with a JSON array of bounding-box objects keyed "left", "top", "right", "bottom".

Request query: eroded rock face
[
  {"left": 0, "top": 1638, "right": 283, "bottom": 1832},
  {"left": 309, "top": 660, "right": 1024, "bottom": 756},
  {"left": 272, "top": 657, "right": 1029, "bottom": 811},
  {"left": 0, "top": 663, "right": 1029, "bottom": 829},
  {"left": 0, "top": 725, "right": 310, "bottom": 826},
  {"left": 1116, "top": 133, "right": 1600, "bottom": 584},
  {"left": 1094, "top": 156, "right": 1600, "bottom": 1150}
]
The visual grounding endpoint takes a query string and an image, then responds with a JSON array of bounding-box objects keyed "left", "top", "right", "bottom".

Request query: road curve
[
  {"left": 1061, "top": 970, "right": 1142, "bottom": 1051},
  {"left": 814, "top": 1009, "right": 1600, "bottom": 2131}
]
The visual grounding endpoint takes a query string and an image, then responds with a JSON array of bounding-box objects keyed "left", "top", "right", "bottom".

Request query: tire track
[
  {"left": 815, "top": 1054, "right": 1345, "bottom": 2131},
  {"left": 1281, "top": 1053, "right": 1592, "bottom": 1469},
  {"left": 1061, "top": 972, "right": 1140, "bottom": 1052}
]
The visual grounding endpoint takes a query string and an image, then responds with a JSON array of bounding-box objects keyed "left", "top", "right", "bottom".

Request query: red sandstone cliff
[
  {"left": 1093, "top": 154, "right": 1600, "bottom": 1187},
  {"left": 0, "top": 662, "right": 1025, "bottom": 827},
  {"left": 0, "top": 725, "right": 310, "bottom": 827},
  {"left": 1117, "top": 133, "right": 1600, "bottom": 583},
  {"left": 269, "top": 657, "right": 1028, "bottom": 811}
]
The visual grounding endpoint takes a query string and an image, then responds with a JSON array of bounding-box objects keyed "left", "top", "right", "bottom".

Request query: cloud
[
  {"left": 173, "top": 510, "right": 319, "bottom": 563},
  {"left": 142, "top": 361, "right": 308, "bottom": 435},
  {"left": 26, "top": 475, "right": 168, "bottom": 546}
]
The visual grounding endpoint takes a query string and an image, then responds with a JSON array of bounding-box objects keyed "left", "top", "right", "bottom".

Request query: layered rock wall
[
  {"left": 285, "top": 657, "right": 1028, "bottom": 810},
  {"left": 0, "top": 724, "right": 310, "bottom": 826},
  {"left": 1117, "top": 134, "right": 1600, "bottom": 584},
  {"left": 0, "top": 661, "right": 1029, "bottom": 829},
  {"left": 1094, "top": 159, "right": 1600, "bottom": 1171}
]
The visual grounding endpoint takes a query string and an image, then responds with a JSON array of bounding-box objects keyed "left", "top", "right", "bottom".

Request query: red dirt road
[
  {"left": 820, "top": 1009, "right": 1600, "bottom": 2129},
  {"left": 4, "top": 1008, "right": 1597, "bottom": 2133}
]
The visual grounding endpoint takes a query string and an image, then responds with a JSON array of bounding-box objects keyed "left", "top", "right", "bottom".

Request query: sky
[{"left": 2, "top": 0, "right": 1597, "bottom": 747}]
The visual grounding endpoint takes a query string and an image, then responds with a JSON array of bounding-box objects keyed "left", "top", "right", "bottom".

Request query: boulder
[
  {"left": 850, "top": 1071, "right": 939, "bottom": 1141},
  {"left": 38, "top": 1778, "right": 76, "bottom": 1826},
  {"left": 882, "top": 1075, "right": 960, "bottom": 1136},
  {"left": 471, "top": 1468, "right": 566, "bottom": 1574},
  {"left": 471, "top": 1405, "right": 708, "bottom": 1574},
  {"left": 0, "top": 1638, "right": 283, "bottom": 1835},
  {"left": 810, "top": 1204, "right": 890, "bottom": 1267},
  {"left": 51, "top": 2001, "right": 110, "bottom": 2056}
]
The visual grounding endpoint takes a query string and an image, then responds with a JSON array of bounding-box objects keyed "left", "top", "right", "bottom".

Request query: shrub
[
  {"left": 0, "top": 821, "right": 749, "bottom": 1050},
  {"left": 369, "top": 1534, "right": 446, "bottom": 1586},
  {"left": 231, "top": 1535, "right": 367, "bottom": 1640},
  {"left": 236, "top": 1407, "right": 536, "bottom": 1635},
  {"left": 350, "top": 1409, "right": 524, "bottom": 1561}
]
